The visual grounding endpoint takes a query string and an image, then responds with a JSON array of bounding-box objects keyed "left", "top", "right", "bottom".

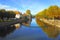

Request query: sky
[{"left": 0, "top": 0, "right": 60, "bottom": 15}]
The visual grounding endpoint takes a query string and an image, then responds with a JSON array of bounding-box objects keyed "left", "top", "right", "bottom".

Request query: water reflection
[
  {"left": 0, "top": 19, "right": 60, "bottom": 40},
  {"left": 14, "top": 23, "right": 20, "bottom": 29},
  {"left": 0, "top": 25, "right": 16, "bottom": 37},
  {"left": 0, "top": 23, "right": 20, "bottom": 37}
]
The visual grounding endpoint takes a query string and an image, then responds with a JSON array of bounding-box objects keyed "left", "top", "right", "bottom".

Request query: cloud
[{"left": 0, "top": 4, "right": 18, "bottom": 11}]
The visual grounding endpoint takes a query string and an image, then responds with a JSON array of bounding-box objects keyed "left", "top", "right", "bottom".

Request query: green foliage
[{"left": 0, "top": 9, "right": 16, "bottom": 20}]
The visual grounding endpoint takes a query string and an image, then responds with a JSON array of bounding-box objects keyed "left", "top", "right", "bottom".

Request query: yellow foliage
[
  {"left": 26, "top": 10, "right": 31, "bottom": 15},
  {"left": 35, "top": 16, "right": 45, "bottom": 27},
  {"left": 35, "top": 5, "right": 60, "bottom": 38},
  {"left": 35, "top": 15, "right": 59, "bottom": 38},
  {"left": 36, "top": 5, "right": 60, "bottom": 19},
  {"left": 14, "top": 11, "right": 20, "bottom": 14}
]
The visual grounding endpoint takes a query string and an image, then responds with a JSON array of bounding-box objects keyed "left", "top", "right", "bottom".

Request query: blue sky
[{"left": 0, "top": 0, "right": 60, "bottom": 15}]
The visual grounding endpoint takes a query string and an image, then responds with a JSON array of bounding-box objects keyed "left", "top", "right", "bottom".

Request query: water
[{"left": 0, "top": 19, "right": 60, "bottom": 40}]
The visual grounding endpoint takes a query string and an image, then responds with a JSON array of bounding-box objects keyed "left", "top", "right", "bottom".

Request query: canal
[{"left": 0, "top": 19, "right": 60, "bottom": 40}]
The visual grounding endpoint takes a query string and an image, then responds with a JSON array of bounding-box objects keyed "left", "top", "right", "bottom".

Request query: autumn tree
[
  {"left": 48, "top": 5, "right": 59, "bottom": 18},
  {"left": 26, "top": 10, "right": 31, "bottom": 15},
  {"left": 36, "top": 5, "right": 60, "bottom": 19},
  {"left": 35, "top": 5, "right": 60, "bottom": 38}
]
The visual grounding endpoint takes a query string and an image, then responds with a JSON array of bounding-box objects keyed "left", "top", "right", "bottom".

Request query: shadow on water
[{"left": 0, "top": 25, "right": 16, "bottom": 37}]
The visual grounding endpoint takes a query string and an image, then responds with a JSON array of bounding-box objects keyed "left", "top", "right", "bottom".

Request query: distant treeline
[
  {"left": 0, "top": 9, "right": 20, "bottom": 20},
  {"left": 0, "top": 9, "right": 34, "bottom": 20}
]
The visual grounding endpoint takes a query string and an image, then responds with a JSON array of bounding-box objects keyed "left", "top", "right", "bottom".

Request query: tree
[
  {"left": 26, "top": 10, "right": 31, "bottom": 15},
  {"left": 0, "top": 9, "right": 6, "bottom": 20},
  {"left": 0, "top": 9, "right": 16, "bottom": 20},
  {"left": 48, "top": 5, "right": 59, "bottom": 18},
  {"left": 35, "top": 5, "right": 60, "bottom": 38}
]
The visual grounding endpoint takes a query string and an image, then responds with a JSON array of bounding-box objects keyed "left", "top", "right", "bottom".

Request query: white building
[{"left": 15, "top": 14, "right": 20, "bottom": 19}]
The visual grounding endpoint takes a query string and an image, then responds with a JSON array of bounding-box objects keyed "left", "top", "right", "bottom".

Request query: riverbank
[{"left": 39, "top": 18, "right": 60, "bottom": 38}]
